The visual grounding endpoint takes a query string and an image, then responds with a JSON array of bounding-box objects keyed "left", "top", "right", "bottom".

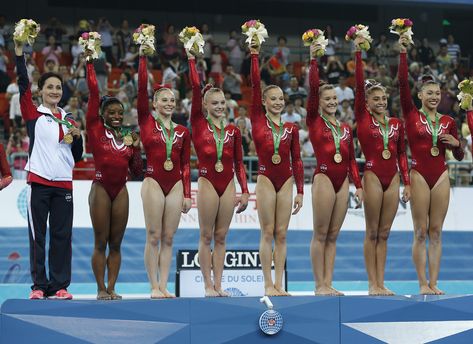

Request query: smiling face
[
  {"left": 103, "top": 102, "right": 124, "bottom": 128},
  {"left": 153, "top": 89, "right": 176, "bottom": 117},
  {"left": 418, "top": 83, "right": 441, "bottom": 111},
  {"left": 367, "top": 88, "right": 387, "bottom": 116},
  {"left": 40, "top": 76, "right": 63, "bottom": 107},
  {"left": 204, "top": 90, "right": 226, "bottom": 119},
  {"left": 319, "top": 88, "right": 338, "bottom": 116},
  {"left": 262, "top": 87, "right": 285, "bottom": 115}
]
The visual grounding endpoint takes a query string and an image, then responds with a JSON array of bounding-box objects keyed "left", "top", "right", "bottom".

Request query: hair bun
[{"left": 202, "top": 83, "right": 214, "bottom": 97}]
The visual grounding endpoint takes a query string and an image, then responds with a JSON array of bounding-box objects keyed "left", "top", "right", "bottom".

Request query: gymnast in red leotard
[
  {"left": 137, "top": 52, "right": 192, "bottom": 299},
  {"left": 187, "top": 48, "right": 249, "bottom": 297},
  {"left": 398, "top": 36, "right": 464, "bottom": 295},
  {"left": 354, "top": 38, "right": 410, "bottom": 296},
  {"left": 306, "top": 44, "right": 363, "bottom": 296},
  {"left": 86, "top": 55, "right": 143, "bottom": 300},
  {"left": 0, "top": 143, "right": 12, "bottom": 191},
  {"left": 249, "top": 40, "right": 304, "bottom": 297}
]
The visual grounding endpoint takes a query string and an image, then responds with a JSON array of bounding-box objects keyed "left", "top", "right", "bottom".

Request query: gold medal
[
  {"left": 334, "top": 153, "right": 342, "bottom": 164},
  {"left": 382, "top": 149, "right": 391, "bottom": 160},
  {"left": 215, "top": 161, "right": 224, "bottom": 173},
  {"left": 431, "top": 146, "right": 440, "bottom": 157},
  {"left": 163, "top": 159, "right": 174, "bottom": 171},
  {"left": 63, "top": 133, "right": 73, "bottom": 144},
  {"left": 123, "top": 134, "right": 133, "bottom": 146},
  {"left": 271, "top": 153, "right": 281, "bottom": 165}
]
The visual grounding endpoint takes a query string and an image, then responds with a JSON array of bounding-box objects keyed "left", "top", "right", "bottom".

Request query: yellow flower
[
  {"left": 395, "top": 18, "right": 404, "bottom": 26},
  {"left": 307, "top": 30, "right": 314, "bottom": 38},
  {"left": 188, "top": 26, "right": 198, "bottom": 34}
]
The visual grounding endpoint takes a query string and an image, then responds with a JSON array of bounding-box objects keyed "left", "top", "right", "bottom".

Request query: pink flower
[
  {"left": 404, "top": 19, "right": 413, "bottom": 27},
  {"left": 246, "top": 20, "right": 257, "bottom": 28},
  {"left": 81, "top": 32, "right": 89, "bottom": 39},
  {"left": 346, "top": 26, "right": 357, "bottom": 38}
]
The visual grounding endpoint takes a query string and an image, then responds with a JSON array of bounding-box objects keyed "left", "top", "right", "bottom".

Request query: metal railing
[{"left": 8, "top": 152, "right": 473, "bottom": 186}]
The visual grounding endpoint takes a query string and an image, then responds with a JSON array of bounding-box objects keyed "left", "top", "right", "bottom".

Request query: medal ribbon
[
  {"left": 156, "top": 117, "right": 175, "bottom": 161},
  {"left": 104, "top": 123, "right": 131, "bottom": 140},
  {"left": 207, "top": 117, "right": 225, "bottom": 162},
  {"left": 373, "top": 114, "right": 390, "bottom": 150},
  {"left": 420, "top": 108, "right": 439, "bottom": 148},
  {"left": 48, "top": 114, "right": 74, "bottom": 129},
  {"left": 266, "top": 115, "right": 284, "bottom": 156},
  {"left": 321, "top": 114, "right": 342, "bottom": 154}
]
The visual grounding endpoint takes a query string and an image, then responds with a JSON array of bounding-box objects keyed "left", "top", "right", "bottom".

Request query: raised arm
[
  {"left": 290, "top": 125, "right": 304, "bottom": 195},
  {"left": 467, "top": 110, "right": 473, "bottom": 150},
  {"left": 137, "top": 55, "right": 151, "bottom": 126},
  {"left": 306, "top": 57, "right": 320, "bottom": 127},
  {"left": 396, "top": 122, "right": 410, "bottom": 185},
  {"left": 354, "top": 51, "right": 367, "bottom": 123},
  {"left": 15, "top": 44, "right": 38, "bottom": 121},
  {"left": 348, "top": 128, "right": 362, "bottom": 189},
  {"left": 250, "top": 53, "right": 265, "bottom": 128},
  {"left": 180, "top": 129, "right": 191, "bottom": 199},
  {"left": 188, "top": 57, "right": 204, "bottom": 128},
  {"left": 398, "top": 52, "right": 415, "bottom": 118},
  {"left": 233, "top": 128, "right": 249, "bottom": 194},
  {"left": 86, "top": 61, "right": 101, "bottom": 129}
]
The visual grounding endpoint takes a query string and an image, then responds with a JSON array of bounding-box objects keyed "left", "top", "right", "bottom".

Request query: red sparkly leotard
[
  {"left": 355, "top": 51, "right": 410, "bottom": 191},
  {"left": 398, "top": 52, "right": 464, "bottom": 189},
  {"left": 250, "top": 54, "right": 304, "bottom": 194},
  {"left": 138, "top": 56, "right": 191, "bottom": 197},
  {"left": 189, "top": 58, "right": 248, "bottom": 197},
  {"left": 307, "top": 58, "right": 362, "bottom": 193},
  {"left": 467, "top": 110, "right": 473, "bottom": 151},
  {"left": 86, "top": 62, "right": 143, "bottom": 201}
]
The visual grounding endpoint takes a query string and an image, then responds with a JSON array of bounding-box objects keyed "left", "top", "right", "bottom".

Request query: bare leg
[
  {"left": 213, "top": 181, "right": 236, "bottom": 296},
  {"left": 159, "top": 181, "right": 184, "bottom": 298},
  {"left": 376, "top": 174, "right": 400, "bottom": 296},
  {"left": 141, "top": 178, "right": 166, "bottom": 298},
  {"left": 256, "top": 175, "right": 279, "bottom": 296},
  {"left": 410, "top": 170, "right": 435, "bottom": 295},
  {"left": 107, "top": 187, "right": 129, "bottom": 299},
  {"left": 273, "top": 178, "right": 294, "bottom": 296},
  {"left": 428, "top": 171, "right": 450, "bottom": 295},
  {"left": 311, "top": 174, "right": 336, "bottom": 296},
  {"left": 362, "top": 172, "right": 384, "bottom": 295},
  {"left": 197, "top": 177, "right": 220, "bottom": 297},
  {"left": 89, "top": 183, "right": 112, "bottom": 300},
  {"left": 325, "top": 178, "right": 349, "bottom": 296}
]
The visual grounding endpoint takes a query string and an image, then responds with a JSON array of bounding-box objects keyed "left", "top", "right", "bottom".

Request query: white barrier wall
[{"left": 0, "top": 180, "right": 471, "bottom": 231}]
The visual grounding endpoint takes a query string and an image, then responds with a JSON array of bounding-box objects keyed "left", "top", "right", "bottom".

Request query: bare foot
[
  {"left": 159, "top": 288, "right": 176, "bottom": 298},
  {"left": 380, "top": 286, "right": 395, "bottom": 296},
  {"left": 329, "top": 286, "right": 344, "bottom": 296},
  {"left": 419, "top": 285, "right": 436, "bottom": 295},
  {"left": 215, "top": 289, "right": 230, "bottom": 297},
  {"left": 205, "top": 287, "right": 220, "bottom": 297},
  {"left": 97, "top": 290, "right": 111, "bottom": 300},
  {"left": 368, "top": 285, "right": 383, "bottom": 296},
  {"left": 107, "top": 290, "right": 122, "bottom": 300},
  {"left": 151, "top": 288, "right": 165, "bottom": 299},
  {"left": 265, "top": 286, "right": 280, "bottom": 296},
  {"left": 314, "top": 286, "right": 334, "bottom": 296},
  {"left": 275, "top": 286, "right": 291, "bottom": 296},
  {"left": 429, "top": 285, "right": 445, "bottom": 295}
]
